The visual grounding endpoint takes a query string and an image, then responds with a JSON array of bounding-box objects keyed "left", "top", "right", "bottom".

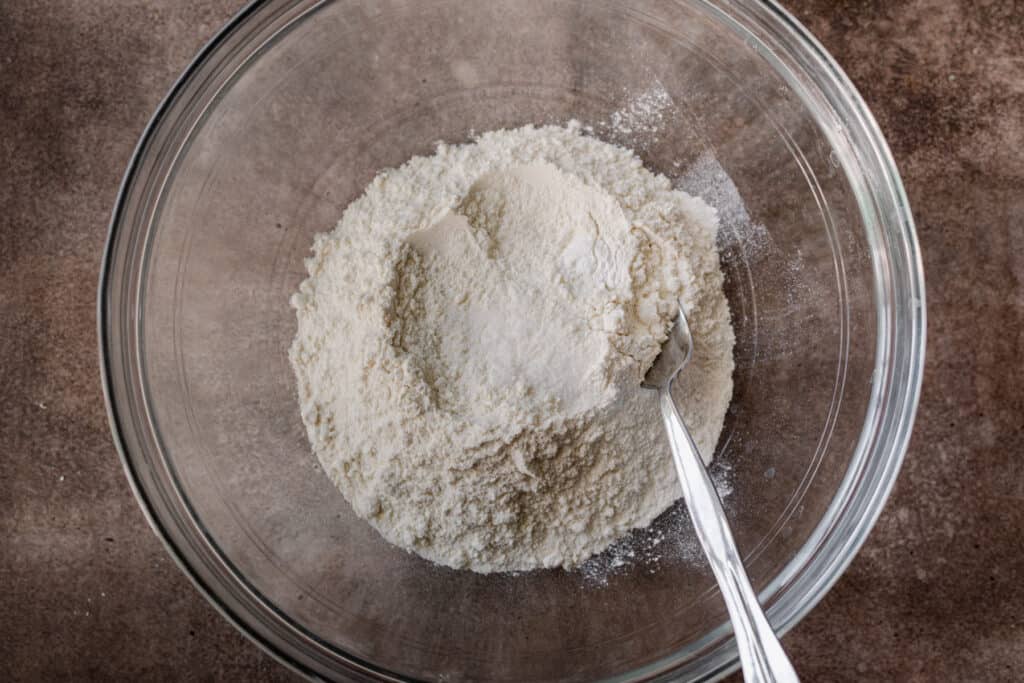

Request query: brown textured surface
[{"left": 1, "top": 1, "right": 1022, "bottom": 681}]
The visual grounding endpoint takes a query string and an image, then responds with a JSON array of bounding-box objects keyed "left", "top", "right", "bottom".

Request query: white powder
[
  {"left": 290, "top": 123, "right": 734, "bottom": 573},
  {"left": 607, "top": 81, "right": 674, "bottom": 141}
]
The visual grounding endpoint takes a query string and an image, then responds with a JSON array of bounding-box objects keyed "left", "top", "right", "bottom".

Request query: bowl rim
[{"left": 98, "top": 0, "right": 925, "bottom": 681}]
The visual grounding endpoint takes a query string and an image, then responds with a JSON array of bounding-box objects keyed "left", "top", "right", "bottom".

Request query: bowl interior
[{"left": 107, "top": 1, "right": 899, "bottom": 680}]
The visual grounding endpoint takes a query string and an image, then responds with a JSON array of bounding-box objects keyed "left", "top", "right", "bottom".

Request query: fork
[{"left": 642, "top": 303, "right": 799, "bottom": 683}]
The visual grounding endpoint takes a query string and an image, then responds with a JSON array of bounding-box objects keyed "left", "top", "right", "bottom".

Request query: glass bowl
[{"left": 99, "top": 0, "right": 925, "bottom": 680}]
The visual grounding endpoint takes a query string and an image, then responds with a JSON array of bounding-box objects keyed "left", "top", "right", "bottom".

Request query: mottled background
[{"left": 1, "top": 1, "right": 1021, "bottom": 681}]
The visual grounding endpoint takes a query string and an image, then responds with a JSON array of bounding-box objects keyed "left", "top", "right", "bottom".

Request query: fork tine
[{"left": 641, "top": 301, "right": 694, "bottom": 390}]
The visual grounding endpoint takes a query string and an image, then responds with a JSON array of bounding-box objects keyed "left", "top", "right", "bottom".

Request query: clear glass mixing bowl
[{"left": 99, "top": 1, "right": 925, "bottom": 680}]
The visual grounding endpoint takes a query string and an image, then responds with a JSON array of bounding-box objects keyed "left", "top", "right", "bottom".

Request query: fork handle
[{"left": 659, "top": 389, "right": 799, "bottom": 683}]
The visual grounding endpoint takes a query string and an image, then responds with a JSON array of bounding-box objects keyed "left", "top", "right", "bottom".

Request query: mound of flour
[{"left": 290, "top": 123, "right": 734, "bottom": 572}]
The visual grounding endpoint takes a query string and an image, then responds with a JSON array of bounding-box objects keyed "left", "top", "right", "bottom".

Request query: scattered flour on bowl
[
  {"left": 608, "top": 81, "right": 674, "bottom": 140},
  {"left": 290, "top": 123, "right": 734, "bottom": 573}
]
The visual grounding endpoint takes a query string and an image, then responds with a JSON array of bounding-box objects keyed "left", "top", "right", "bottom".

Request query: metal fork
[{"left": 643, "top": 304, "right": 799, "bottom": 683}]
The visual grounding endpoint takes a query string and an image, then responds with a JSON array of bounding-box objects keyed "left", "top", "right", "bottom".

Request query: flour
[
  {"left": 290, "top": 123, "right": 735, "bottom": 573},
  {"left": 608, "top": 81, "right": 674, "bottom": 140}
]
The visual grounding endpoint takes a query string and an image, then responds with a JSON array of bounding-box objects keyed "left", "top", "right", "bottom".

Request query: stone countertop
[{"left": 2, "top": 1, "right": 1021, "bottom": 680}]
